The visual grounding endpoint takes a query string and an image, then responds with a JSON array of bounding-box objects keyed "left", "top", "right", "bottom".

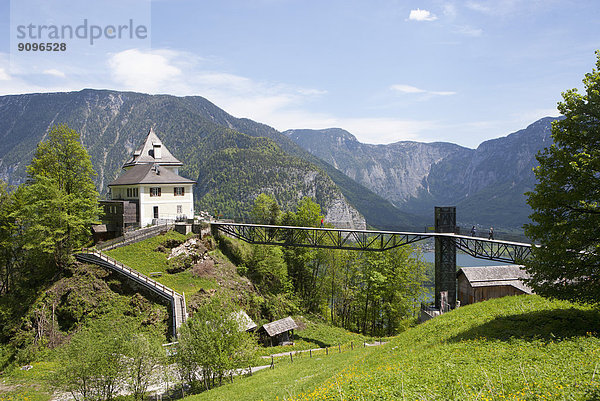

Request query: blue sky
[{"left": 1, "top": 0, "right": 599, "bottom": 148}]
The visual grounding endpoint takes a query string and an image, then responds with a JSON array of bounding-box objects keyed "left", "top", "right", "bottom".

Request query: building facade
[
  {"left": 108, "top": 128, "right": 195, "bottom": 228},
  {"left": 456, "top": 265, "right": 533, "bottom": 305}
]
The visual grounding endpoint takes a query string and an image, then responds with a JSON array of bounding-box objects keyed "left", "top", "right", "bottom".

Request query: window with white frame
[
  {"left": 174, "top": 187, "right": 185, "bottom": 196},
  {"left": 177, "top": 205, "right": 182, "bottom": 214},
  {"left": 150, "top": 187, "right": 161, "bottom": 197}
]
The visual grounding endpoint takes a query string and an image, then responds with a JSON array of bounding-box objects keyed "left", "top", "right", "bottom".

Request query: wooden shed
[
  {"left": 258, "top": 317, "right": 298, "bottom": 346},
  {"left": 457, "top": 265, "right": 533, "bottom": 305}
]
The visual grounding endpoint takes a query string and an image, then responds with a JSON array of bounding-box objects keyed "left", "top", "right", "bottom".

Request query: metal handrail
[
  {"left": 97, "top": 222, "right": 174, "bottom": 251},
  {"left": 79, "top": 248, "right": 182, "bottom": 299}
]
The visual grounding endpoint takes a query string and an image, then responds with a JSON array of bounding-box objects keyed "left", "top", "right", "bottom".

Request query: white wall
[{"left": 139, "top": 184, "right": 194, "bottom": 227}]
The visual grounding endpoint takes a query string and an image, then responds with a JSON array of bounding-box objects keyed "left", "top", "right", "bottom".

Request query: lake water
[{"left": 421, "top": 252, "right": 512, "bottom": 267}]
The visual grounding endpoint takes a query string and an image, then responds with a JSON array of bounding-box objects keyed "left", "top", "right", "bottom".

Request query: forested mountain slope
[{"left": 0, "top": 89, "right": 431, "bottom": 229}]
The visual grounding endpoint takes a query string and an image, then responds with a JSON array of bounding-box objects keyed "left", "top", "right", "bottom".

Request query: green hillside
[{"left": 186, "top": 295, "right": 600, "bottom": 400}]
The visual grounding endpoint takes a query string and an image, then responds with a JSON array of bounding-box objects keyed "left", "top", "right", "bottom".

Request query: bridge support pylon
[{"left": 434, "top": 207, "right": 457, "bottom": 309}]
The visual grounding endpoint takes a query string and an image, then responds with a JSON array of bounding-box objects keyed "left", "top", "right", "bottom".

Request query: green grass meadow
[
  {"left": 104, "top": 231, "right": 216, "bottom": 301},
  {"left": 186, "top": 295, "right": 600, "bottom": 401}
]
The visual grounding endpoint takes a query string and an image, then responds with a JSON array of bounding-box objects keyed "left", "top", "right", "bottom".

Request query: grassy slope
[
  {"left": 187, "top": 295, "right": 600, "bottom": 401},
  {"left": 258, "top": 317, "right": 374, "bottom": 358},
  {"left": 104, "top": 231, "right": 217, "bottom": 302}
]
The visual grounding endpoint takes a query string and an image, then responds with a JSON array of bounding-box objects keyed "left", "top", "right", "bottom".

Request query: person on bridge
[
  {"left": 320, "top": 218, "right": 324, "bottom": 228},
  {"left": 488, "top": 227, "right": 494, "bottom": 240},
  {"left": 471, "top": 226, "right": 476, "bottom": 236}
]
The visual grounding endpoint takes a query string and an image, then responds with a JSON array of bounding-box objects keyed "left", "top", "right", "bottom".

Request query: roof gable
[
  {"left": 123, "top": 127, "right": 183, "bottom": 167},
  {"left": 261, "top": 317, "right": 298, "bottom": 337},
  {"left": 109, "top": 163, "right": 195, "bottom": 186},
  {"left": 457, "top": 265, "right": 533, "bottom": 294}
]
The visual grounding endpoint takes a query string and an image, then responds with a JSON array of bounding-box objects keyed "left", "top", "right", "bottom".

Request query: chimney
[{"left": 153, "top": 143, "right": 162, "bottom": 159}]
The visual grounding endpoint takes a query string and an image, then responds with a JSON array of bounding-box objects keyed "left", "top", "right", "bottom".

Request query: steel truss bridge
[
  {"left": 211, "top": 207, "right": 533, "bottom": 309},
  {"left": 211, "top": 222, "right": 532, "bottom": 264}
]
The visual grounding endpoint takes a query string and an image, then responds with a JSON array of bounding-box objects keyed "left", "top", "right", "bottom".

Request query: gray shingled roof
[
  {"left": 232, "top": 310, "right": 258, "bottom": 332},
  {"left": 108, "top": 163, "right": 195, "bottom": 186},
  {"left": 261, "top": 316, "right": 298, "bottom": 337},
  {"left": 123, "top": 128, "right": 183, "bottom": 168},
  {"left": 457, "top": 265, "right": 533, "bottom": 294}
]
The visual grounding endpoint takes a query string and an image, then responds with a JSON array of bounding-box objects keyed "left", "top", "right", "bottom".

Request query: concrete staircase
[{"left": 75, "top": 248, "right": 187, "bottom": 337}]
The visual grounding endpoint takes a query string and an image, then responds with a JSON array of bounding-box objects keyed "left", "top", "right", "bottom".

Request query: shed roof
[
  {"left": 109, "top": 163, "right": 195, "bottom": 186},
  {"left": 123, "top": 127, "right": 183, "bottom": 168},
  {"left": 261, "top": 317, "right": 298, "bottom": 337},
  {"left": 91, "top": 224, "right": 107, "bottom": 233},
  {"left": 232, "top": 310, "right": 258, "bottom": 332},
  {"left": 457, "top": 265, "right": 533, "bottom": 294}
]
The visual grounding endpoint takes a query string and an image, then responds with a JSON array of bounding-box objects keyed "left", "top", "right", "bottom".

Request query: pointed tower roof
[{"left": 123, "top": 127, "right": 183, "bottom": 168}]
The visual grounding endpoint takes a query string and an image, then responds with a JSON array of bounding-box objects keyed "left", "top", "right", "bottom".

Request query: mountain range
[
  {"left": 285, "top": 117, "right": 557, "bottom": 228},
  {"left": 0, "top": 89, "right": 428, "bottom": 230},
  {"left": 0, "top": 89, "right": 556, "bottom": 230}
]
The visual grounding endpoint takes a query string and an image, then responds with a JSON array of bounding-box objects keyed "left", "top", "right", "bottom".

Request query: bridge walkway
[
  {"left": 75, "top": 248, "right": 187, "bottom": 336},
  {"left": 211, "top": 222, "right": 532, "bottom": 264}
]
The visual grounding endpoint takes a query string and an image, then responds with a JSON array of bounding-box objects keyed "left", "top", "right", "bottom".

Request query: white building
[{"left": 108, "top": 128, "right": 195, "bottom": 227}]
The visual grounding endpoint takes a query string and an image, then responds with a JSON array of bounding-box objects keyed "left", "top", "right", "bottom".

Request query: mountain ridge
[
  {"left": 0, "top": 89, "right": 428, "bottom": 230},
  {"left": 285, "top": 116, "right": 559, "bottom": 228}
]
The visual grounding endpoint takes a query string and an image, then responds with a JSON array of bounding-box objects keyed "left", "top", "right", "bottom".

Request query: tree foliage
[
  {"left": 175, "top": 296, "right": 257, "bottom": 391},
  {"left": 54, "top": 317, "right": 132, "bottom": 401},
  {"left": 524, "top": 50, "right": 600, "bottom": 304},
  {"left": 22, "top": 124, "right": 100, "bottom": 267},
  {"left": 244, "top": 194, "right": 427, "bottom": 334},
  {"left": 53, "top": 316, "right": 164, "bottom": 401}
]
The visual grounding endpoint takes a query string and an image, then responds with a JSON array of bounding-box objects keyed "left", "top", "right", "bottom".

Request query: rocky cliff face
[
  {"left": 285, "top": 117, "right": 559, "bottom": 227},
  {"left": 284, "top": 128, "right": 472, "bottom": 205}
]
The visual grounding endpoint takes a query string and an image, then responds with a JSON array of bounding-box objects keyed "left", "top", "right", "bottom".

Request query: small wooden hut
[
  {"left": 457, "top": 265, "right": 533, "bottom": 305},
  {"left": 258, "top": 316, "right": 298, "bottom": 346}
]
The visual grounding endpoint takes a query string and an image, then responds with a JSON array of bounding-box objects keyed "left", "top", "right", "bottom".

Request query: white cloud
[
  {"left": 443, "top": 3, "right": 458, "bottom": 19},
  {"left": 430, "top": 90, "right": 457, "bottom": 96},
  {"left": 454, "top": 25, "right": 483, "bottom": 37},
  {"left": 390, "top": 84, "right": 426, "bottom": 94},
  {"left": 260, "top": 108, "right": 437, "bottom": 144},
  {"left": 390, "top": 84, "right": 456, "bottom": 97},
  {"left": 408, "top": 9, "right": 438, "bottom": 21},
  {"left": 465, "top": 0, "right": 541, "bottom": 17},
  {"left": 43, "top": 69, "right": 66, "bottom": 78},
  {"left": 465, "top": 1, "right": 493, "bottom": 14},
  {"left": 0, "top": 48, "right": 443, "bottom": 145},
  {"left": 108, "top": 49, "right": 184, "bottom": 93}
]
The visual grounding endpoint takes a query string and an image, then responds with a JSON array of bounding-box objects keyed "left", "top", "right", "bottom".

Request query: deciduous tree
[
  {"left": 22, "top": 124, "right": 100, "bottom": 268},
  {"left": 524, "top": 50, "right": 600, "bottom": 304},
  {"left": 175, "top": 296, "right": 257, "bottom": 391}
]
